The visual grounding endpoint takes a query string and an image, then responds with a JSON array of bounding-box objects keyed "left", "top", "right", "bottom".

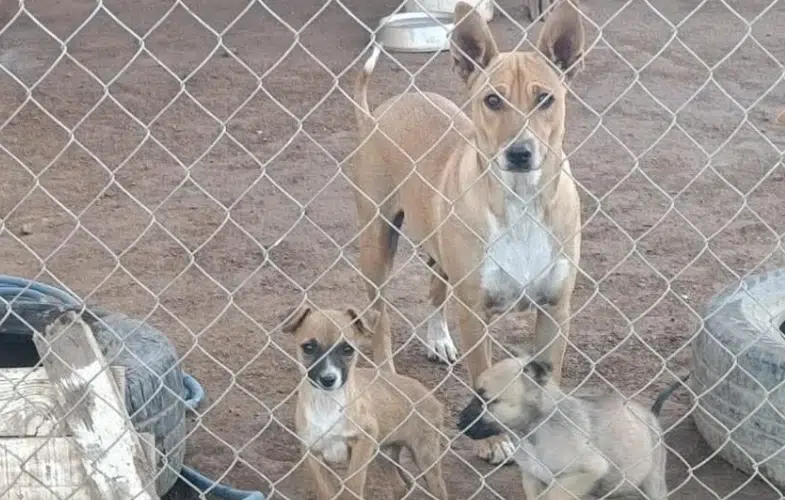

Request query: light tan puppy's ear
[
  {"left": 497, "top": 343, "right": 525, "bottom": 358},
  {"left": 345, "top": 307, "right": 379, "bottom": 339},
  {"left": 280, "top": 305, "right": 311, "bottom": 334},
  {"left": 536, "top": 0, "right": 585, "bottom": 80},
  {"left": 522, "top": 360, "right": 553, "bottom": 385},
  {"left": 450, "top": 1, "right": 499, "bottom": 82},
  {"left": 777, "top": 109, "right": 785, "bottom": 125}
]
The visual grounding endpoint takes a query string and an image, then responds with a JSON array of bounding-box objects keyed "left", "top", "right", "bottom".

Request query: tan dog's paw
[
  {"left": 425, "top": 314, "right": 458, "bottom": 364},
  {"left": 475, "top": 435, "right": 516, "bottom": 465},
  {"left": 425, "top": 336, "right": 458, "bottom": 364}
]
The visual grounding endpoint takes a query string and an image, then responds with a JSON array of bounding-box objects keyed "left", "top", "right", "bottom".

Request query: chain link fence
[{"left": 1, "top": 0, "right": 784, "bottom": 498}]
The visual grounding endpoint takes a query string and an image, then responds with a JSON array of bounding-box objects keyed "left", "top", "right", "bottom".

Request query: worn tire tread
[{"left": 691, "top": 268, "right": 785, "bottom": 488}]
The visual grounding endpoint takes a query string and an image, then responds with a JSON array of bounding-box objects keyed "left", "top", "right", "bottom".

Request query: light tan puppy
[
  {"left": 349, "top": 0, "right": 585, "bottom": 463},
  {"left": 284, "top": 306, "right": 448, "bottom": 500},
  {"left": 459, "top": 357, "right": 676, "bottom": 500}
]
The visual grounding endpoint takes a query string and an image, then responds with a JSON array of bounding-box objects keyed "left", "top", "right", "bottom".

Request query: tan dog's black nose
[
  {"left": 505, "top": 141, "right": 535, "bottom": 171},
  {"left": 319, "top": 373, "right": 337, "bottom": 388}
]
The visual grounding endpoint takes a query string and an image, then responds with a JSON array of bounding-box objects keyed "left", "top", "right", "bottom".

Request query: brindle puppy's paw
[{"left": 476, "top": 434, "right": 516, "bottom": 465}]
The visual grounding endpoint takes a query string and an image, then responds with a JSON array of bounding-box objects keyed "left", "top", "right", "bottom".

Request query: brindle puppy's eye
[
  {"left": 341, "top": 342, "right": 354, "bottom": 356},
  {"left": 536, "top": 92, "right": 554, "bottom": 109},
  {"left": 301, "top": 340, "right": 317, "bottom": 354},
  {"left": 484, "top": 93, "right": 503, "bottom": 111}
]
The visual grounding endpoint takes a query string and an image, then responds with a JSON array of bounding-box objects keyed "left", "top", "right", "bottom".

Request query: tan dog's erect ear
[
  {"left": 280, "top": 305, "right": 311, "bottom": 333},
  {"left": 523, "top": 0, "right": 556, "bottom": 23},
  {"left": 450, "top": 1, "right": 499, "bottom": 82},
  {"left": 536, "top": 0, "right": 585, "bottom": 80},
  {"left": 777, "top": 109, "right": 785, "bottom": 125},
  {"left": 345, "top": 307, "right": 379, "bottom": 338}
]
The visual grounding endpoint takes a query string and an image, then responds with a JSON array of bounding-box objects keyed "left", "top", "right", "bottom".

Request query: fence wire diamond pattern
[{"left": 1, "top": 0, "right": 785, "bottom": 498}]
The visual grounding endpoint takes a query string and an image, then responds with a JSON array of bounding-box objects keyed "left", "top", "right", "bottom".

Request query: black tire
[
  {"left": 690, "top": 268, "right": 785, "bottom": 489},
  {"left": 0, "top": 302, "right": 187, "bottom": 496}
]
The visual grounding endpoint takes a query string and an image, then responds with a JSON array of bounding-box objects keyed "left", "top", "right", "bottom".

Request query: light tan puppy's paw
[{"left": 475, "top": 434, "right": 516, "bottom": 465}]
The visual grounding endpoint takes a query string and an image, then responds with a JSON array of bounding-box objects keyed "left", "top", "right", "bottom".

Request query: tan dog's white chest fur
[
  {"left": 299, "top": 387, "right": 353, "bottom": 463},
  {"left": 482, "top": 190, "right": 570, "bottom": 313}
]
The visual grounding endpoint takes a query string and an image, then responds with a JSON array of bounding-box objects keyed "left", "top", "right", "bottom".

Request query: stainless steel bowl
[{"left": 376, "top": 12, "right": 454, "bottom": 53}]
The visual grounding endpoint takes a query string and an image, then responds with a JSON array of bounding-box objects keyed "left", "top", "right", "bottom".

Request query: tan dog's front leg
[
  {"left": 534, "top": 297, "right": 572, "bottom": 386},
  {"left": 341, "top": 437, "right": 377, "bottom": 500},
  {"left": 425, "top": 261, "right": 458, "bottom": 364},
  {"left": 456, "top": 300, "right": 491, "bottom": 384},
  {"left": 306, "top": 452, "right": 337, "bottom": 500},
  {"left": 458, "top": 301, "right": 515, "bottom": 465}
]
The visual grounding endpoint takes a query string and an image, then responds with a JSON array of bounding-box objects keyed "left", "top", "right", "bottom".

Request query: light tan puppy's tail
[
  {"left": 777, "top": 109, "right": 785, "bottom": 125},
  {"left": 650, "top": 372, "right": 691, "bottom": 417},
  {"left": 354, "top": 45, "right": 381, "bottom": 137}
]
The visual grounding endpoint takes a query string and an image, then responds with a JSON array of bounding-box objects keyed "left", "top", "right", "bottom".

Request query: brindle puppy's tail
[{"left": 651, "top": 372, "right": 691, "bottom": 417}]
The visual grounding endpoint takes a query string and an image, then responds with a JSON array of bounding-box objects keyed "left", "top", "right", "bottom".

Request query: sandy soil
[{"left": 2, "top": 0, "right": 785, "bottom": 498}]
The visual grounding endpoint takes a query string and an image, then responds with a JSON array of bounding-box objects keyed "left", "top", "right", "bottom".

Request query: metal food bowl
[
  {"left": 404, "top": 0, "right": 494, "bottom": 21},
  {"left": 376, "top": 12, "right": 454, "bottom": 53}
]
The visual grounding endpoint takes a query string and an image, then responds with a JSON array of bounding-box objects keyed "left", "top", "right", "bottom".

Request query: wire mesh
[{"left": 1, "top": 0, "right": 785, "bottom": 498}]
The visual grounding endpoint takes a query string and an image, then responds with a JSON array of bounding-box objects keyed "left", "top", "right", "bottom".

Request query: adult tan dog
[
  {"left": 348, "top": 0, "right": 585, "bottom": 463},
  {"left": 285, "top": 307, "right": 448, "bottom": 500}
]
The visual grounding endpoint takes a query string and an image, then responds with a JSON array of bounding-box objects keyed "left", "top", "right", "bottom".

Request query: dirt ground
[{"left": 2, "top": 0, "right": 785, "bottom": 498}]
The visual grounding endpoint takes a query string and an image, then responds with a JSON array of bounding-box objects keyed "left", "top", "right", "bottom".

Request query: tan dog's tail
[
  {"left": 777, "top": 109, "right": 785, "bottom": 125},
  {"left": 354, "top": 45, "right": 381, "bottom": 136}
]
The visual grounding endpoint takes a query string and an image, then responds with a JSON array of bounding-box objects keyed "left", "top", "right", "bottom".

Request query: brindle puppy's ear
[
  {"left": 536, "top": 0, "right": 585, "bottom": 80},
  {"left": 345, "top": 307, "right": 378, "bottom": 339},
  {"left": 280, "top": 305, "right": 311, "bottom": 334},
  {"left": 523, "top": 360, "right": 553, "bottom": 385},
  {"left": 450, "top": 1, "right": 499, "bottom": 82}
]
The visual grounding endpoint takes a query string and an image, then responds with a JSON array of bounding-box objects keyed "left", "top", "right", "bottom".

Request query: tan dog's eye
[
  {"left": 340, "top": 342, "right": 354, "bottom": 356},
  {"left": 483, "top": 94, "right": 503, "bottom": 110},
  {"left": 536, "top": 92, "right": 554, "bottom": 109}
]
